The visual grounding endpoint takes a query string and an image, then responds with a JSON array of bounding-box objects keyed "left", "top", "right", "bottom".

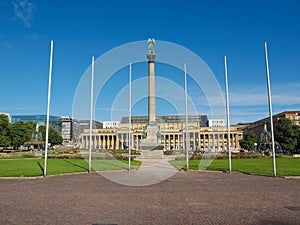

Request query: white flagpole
[
  {"left": 44, "top": 40, "right": 54, "bottom": 177},
  {"left": 224, "top": 55, "right": 232, "bottom": 173},
  {"left": 89, "top": 56, "right": 95, "bottom": 173},
  {"left": 128, "top": 63, "right": 132, "bottom": 171},
  {"left": 264, "top": 42, "right": 276, "bottom": 177},
  {"left": 184, "top": 63, "right": 189, "bottom": 171}
]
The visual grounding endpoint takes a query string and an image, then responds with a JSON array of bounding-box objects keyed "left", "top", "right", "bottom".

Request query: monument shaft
[
  {"left": 140, "top": 39, "right": 163, "bottom": 157},
  {"left": 148, "top": 55, "right": 156, "bottom": 123}
]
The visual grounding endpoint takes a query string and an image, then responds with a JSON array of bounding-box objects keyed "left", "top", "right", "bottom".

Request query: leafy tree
[
  {"left": 239, "top": 131, "right": 258, "bottom": 151},
  {"left": 0, "top": 114, "right": 11, "bottom": 147},
  {"left": 274, "top": 118, "right": 299, "bottom": 151},
  {"left": 9, "top": 122, "right": 26, "bottom": 148},
  {"left": 39, "top": 125, "right": 63, "bottom": 146},
  {"left": 9, "top": 121, "right": 36, "bottom": 149},
  {"left": 294, "top": 125, "right": 300, "bottom": 149},
  {"left": 23, "top": 121, "right": 36, "bottom": 141}
]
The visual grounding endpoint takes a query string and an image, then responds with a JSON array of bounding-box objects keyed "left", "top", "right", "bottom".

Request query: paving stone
[{"left": 0, "top": 172, "right": 299, "bottom": 224}]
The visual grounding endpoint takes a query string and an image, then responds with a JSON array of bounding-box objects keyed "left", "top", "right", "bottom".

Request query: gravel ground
[{"left": 0, "top": 171, "right": 299, "bottom": 225}]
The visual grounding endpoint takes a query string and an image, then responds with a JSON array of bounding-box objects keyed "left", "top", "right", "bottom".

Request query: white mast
[
  {"left": 264, "top": 42, "right": 276, "bottom": 177},
  {"left": 44, "top": 40, "right": 54, "bottom": 177},
  {"left": 89, "top": 56, "right": 95, "bottom": 173},
  {"left": 184, "top": 63, "right": 189, "bottom": 171},
  {"left": 224, "top": 55, "right": 232, "bottom": 173},
  {"left": 128, "top": 63, "right": 132, "bottom": 171}
]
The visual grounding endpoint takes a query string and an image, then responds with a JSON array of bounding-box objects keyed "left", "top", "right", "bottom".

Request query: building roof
[
  {"left": 248, "top": 110, "right": 300, "bottom": 130},
  {"left": 11, "top": 115, "right": 61, "bottom": 123},
  {"left": 120, "top": 115, "right": 208, "bottom": 126},
  {"left": 251, "top": 111, "right": 300, "bottom": 125}
]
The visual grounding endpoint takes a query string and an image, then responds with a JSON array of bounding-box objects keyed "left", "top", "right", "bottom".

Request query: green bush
[{"left": 164, "top": 150, "right": 174, "bottom": 155}]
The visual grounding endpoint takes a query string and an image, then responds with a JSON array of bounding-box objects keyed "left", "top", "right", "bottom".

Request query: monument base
[
  {"left": 140, "top": 123, "right": 164, "bottom": 159},
  {"left": 140, "top": 143, "right": 164, "bottom": 159},
  {"left": 141, "top": 149, "right": 164, "bottom": 159}
]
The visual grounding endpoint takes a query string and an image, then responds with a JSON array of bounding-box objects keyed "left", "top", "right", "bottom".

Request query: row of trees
[
  {"left": 0, "top": 114, "right": 62, "bottom": 149},
  {"left": 240, "top": 118, "right": 300, "bottom": 152}
]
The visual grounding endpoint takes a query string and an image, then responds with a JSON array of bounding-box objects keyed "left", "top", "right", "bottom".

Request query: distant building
[
  {"left": 79, "top": 120, "right": 103, "bottom": 133},
  {"left": 11, "top": 115, "right": 62, "bottom": 134},
  {"left": 61, "top": 116, "right": 80, "bottom": 144},
  {"left": 80, "top": 114, "right": 243, "bottom": 151},
  {"left": 208, "top": 119, "right": 225, "bottom": 127},
  {"left": 245, "top": 111, "right": 300, "bottom": 137},
  {"left": 103, "top": 121, "right": 120, "bottom": 129}
]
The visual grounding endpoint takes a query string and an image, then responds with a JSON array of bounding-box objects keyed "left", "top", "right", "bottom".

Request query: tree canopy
[
  {"left": 239, "top": 131, "right": 258, "bottom": 151},
  {"left": 274, "top": 117, "right": 300, "bottom": 151},
  {"left": 39, "top": 125, "right": 63, "bottom": 146},
  {"left": 0, "top": 115, "right": 62, "bottom": 148},
  {"left": 9, "top": 121, "right": 36, "bottom": 148},
  {"left": 0, "top": 114, "right": 11, "bottom": 147}
]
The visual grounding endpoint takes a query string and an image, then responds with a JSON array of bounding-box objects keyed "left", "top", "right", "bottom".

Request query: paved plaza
[{"left": 0, "top": 171, "right": 299, "bottom": 225}]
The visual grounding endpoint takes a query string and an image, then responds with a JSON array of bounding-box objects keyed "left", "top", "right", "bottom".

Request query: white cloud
[
  {"left": 13, "top": 0, "right": 35, "bottom": 27},
  {"left": 186, "top": 81, "right": 300, "bottom": 124},
  {"left": 227, "top": 82, "right": 300, "bottom": 124},
  {"left": 229, "top": 82, "right": 300, "bottom": 106},
  {"left": 24, "top": 33, "right": 40, "bottom": 41},
  {"left": 1, "top": 40, "right": 13, "bottom": 48}
]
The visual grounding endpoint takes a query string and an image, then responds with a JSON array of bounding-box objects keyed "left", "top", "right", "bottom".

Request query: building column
[
  {"left": 82, "top": 135, "right": 86, "bottom": 149},
  {"left": 193, "top": 132, "right": 196, "bottom": 150},
  {"left": 116, "top": 135, "right": 119, "bottom": 150},
  {"left": 111, "top": 135, "right": 114, "bottom": 149},
  {"left": 104, "top": 136, "right": 107, "bottom": 149}
]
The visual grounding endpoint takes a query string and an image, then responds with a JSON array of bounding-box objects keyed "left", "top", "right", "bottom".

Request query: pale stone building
[
  {"left": 80, "top": 115, "right": 243, "bottom": 152},
  {"left": 245, "top": 111, "right": 300, "bottom": 138},
  {"left": 103, "top": 121, "right": 120, "bottom": 129}
]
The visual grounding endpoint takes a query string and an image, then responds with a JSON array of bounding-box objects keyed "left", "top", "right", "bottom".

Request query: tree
[
  {"left": 239, "top": 131, "right": 258, "bottom": 151},
  {"left": 274, "top": 118, "right": 299, "bottom": 151},
  {"left": 0, "top": 114, "right": 11, "bottom": 147},
  {"left": 9, "top": 122, "right": 26, "bottom": 148},
  {"left": 39, "top": 125, "right": 63, "bottom": 146},
  {"left": 9, "top": 121, "right": 36, "bottom": 149},
  {"left": 294, "top": 125, "right": 300, "bottom": 149},
  {"left": 23, "top": 121, "right": 36, "bottom": 141}
]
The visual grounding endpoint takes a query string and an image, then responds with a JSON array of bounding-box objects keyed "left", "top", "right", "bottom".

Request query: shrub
[{"left": 164, "top": 150, "right": 174, "bottom": 155}]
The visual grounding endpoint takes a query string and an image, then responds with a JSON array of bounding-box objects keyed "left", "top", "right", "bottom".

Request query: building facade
[
  {"left": 79, "top": 120, "right": 103, "bottom": 133},
  {"left": 80, "top": 115, "right": 243, "bottom": 151},
  {"left": 61, "top": 116, "right": 80, "bottom": 144},
  {"left": 208, "top": 119, "right": 225, "bottom": 127},
  {"left": 103, "top": 121, "right": 119, "bottom": 129},
  {"left": 245, "top": 111, "right": 300, "bottom": 137},
  {"left": 11, "top": 115, "right": 62, "bottom": 134},
  {"left": 11, "top": 115, "right": 82, "bottom": 146}
]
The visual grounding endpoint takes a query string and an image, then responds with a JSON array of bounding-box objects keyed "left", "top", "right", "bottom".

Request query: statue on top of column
[{"left": 147, "top": 38, "right": 155, "bottom": 54}]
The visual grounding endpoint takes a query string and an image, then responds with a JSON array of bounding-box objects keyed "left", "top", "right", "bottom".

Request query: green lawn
[
  {"left": 92, "top": 159, "right": 141, "bottom": 171},
  {"left": 170, "top": 157, "right": 300, "bottom": 176},
  {"left": 1, "top": 157, "right": 299, "bottom": 177},
  {"left": 0, "top": 158, "right": 140, "bottom": 177}
]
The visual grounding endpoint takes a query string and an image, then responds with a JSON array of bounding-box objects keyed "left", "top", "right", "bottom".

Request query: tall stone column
[
  {"left": 140, "top": 38, "right": 163, "bottom": 157},
  {"left": 147, "top": 53, "right": 156, "bottom": 124}
]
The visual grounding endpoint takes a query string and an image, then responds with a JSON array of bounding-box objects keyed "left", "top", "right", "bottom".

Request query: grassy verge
[
  {"left": 92, "top": 159, "right": 141, "bottom": 171},
  {"left": 170, "top": 157, "right": 300, "bottom": 176},
  {"left": 0, "top": 158, "right": 141, "bottom": 177}
]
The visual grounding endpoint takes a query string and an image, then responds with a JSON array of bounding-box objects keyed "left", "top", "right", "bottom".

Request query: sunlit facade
[
  {"left": 245, "top": 111, "right": 300, "bottom": 137},
  {"left": 80, "top": 115, "right": 243, "bottom": 151}
]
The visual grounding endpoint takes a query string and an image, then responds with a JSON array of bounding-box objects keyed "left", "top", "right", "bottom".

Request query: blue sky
[{"left": 0, "top": 0, "right": 299, "bottom": 124}]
